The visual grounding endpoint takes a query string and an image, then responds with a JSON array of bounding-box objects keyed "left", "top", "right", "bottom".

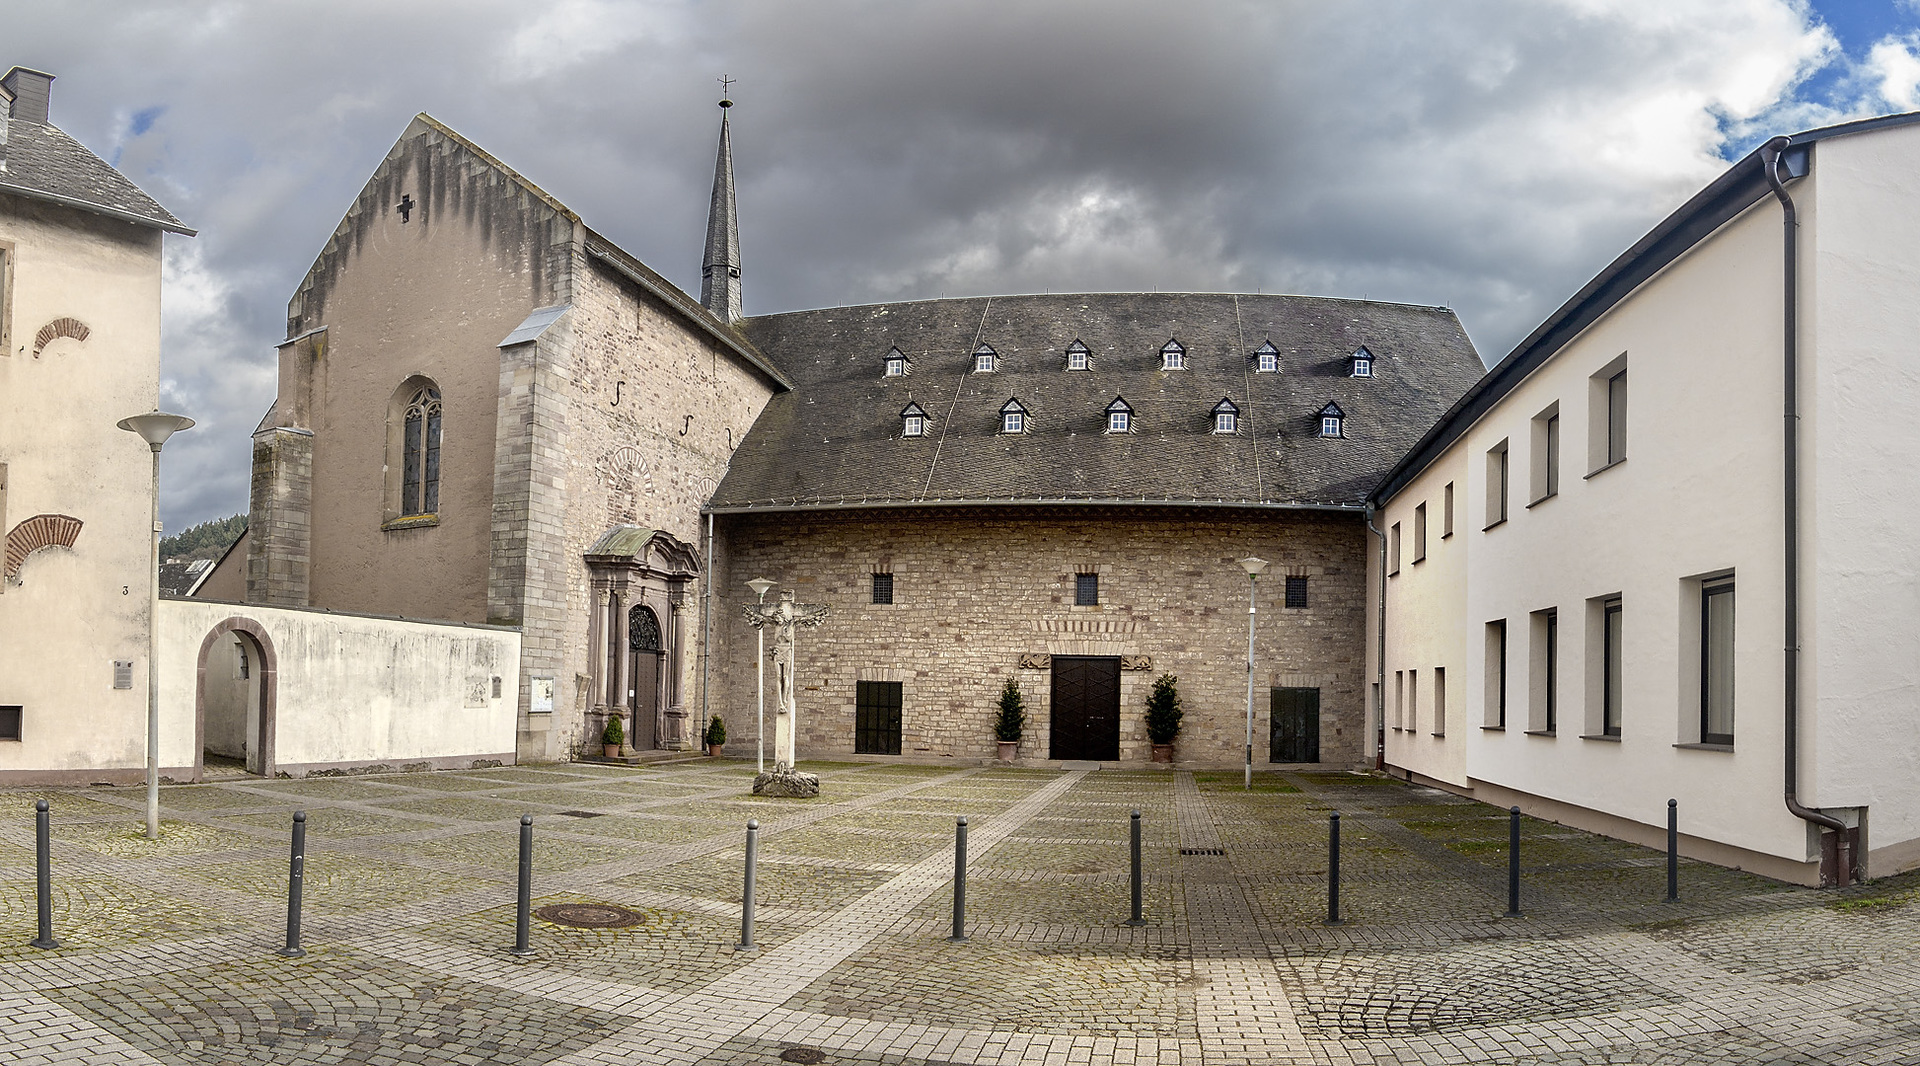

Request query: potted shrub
[
  {"left": 602, "top": 711, "right": 625, "bottom": 758},
  {"left": 1145, "top": 673, "right": 1182, "bottom": 763},
  {"left": 705, "top": 715, "right": 727, "bottom": 756},
  {"left": 994, "top": 677, "right": 1025, "bottom": 762}
]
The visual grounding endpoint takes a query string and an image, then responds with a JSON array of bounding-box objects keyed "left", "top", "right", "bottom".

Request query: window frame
[
  {"left": 1108, "top": 411, "right": 1130, "bottom": 433},
  {"left": 1442, "top": 482, "right": 1455, "bottom": 538},
  {"left": 1215, "top": 412, "right": 1237, "bottom": 434},
  {"left": 1530, "top": 404, "right": 1560, "bottom": 505},
  {"left": 871, "top": 572, "right": 894, "bottom": 605},
  {"left": 1003, "top": 412, "right": 1024, "bottom": 433},
  {"left": 1701, "top": 581, "right": 1735, "bottom": 746},
  {"left": 1603, "top": 598, "right": 1623, "bottom": 737},
  {"left": 1066, "top": 343, "right": 1090, "bottom": 371},
  {"left": 387, "top": 379, "right": 444, "bottom": 527},
  {"left": 1413, "top": 502, "right": 1428, "bottom": 563},
  {"left": 1485, "top": 439, "right": 1510, "bottom": 529},
  {"left": 1485, "top": 620, "right": 1508, "bottom": 729},
  {"left": 1608, "top": 369, "right": 1628, "bottom": 465},
  {"left": 1284, "top": 575, "right": 1308, "bottom": 609},
  {"left": 1161, "top": 340, "right": 1186, "bottom": 370},
  {"left": 1389, "top": 522, "right": 1401, "bottom": 575},
  {"left": 1074, "top": 572, "right": 1100, "bottom": 606},
  {"left": 903, "top": 414, "right": 925, "bottom": 437},
  {"left": 1257, "top": 352, "right": 1279, "bottom": 373},
  {"left": 0, "top": 705, "right": 20, "bottom": 742},
  {"left": 974, "top": 345, "right": 997, "bottom": 373},
  {"left": 1352, "top": 357, "right": 1372, "bottom": 378}
]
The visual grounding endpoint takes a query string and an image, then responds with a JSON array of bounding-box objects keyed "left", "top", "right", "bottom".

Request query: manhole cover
[
  {"left": 557, "top": 810, "right": 605, "bottom": 818},
  {"left": 780, "top": 1048, "right": 827, "bottom": 1064},
  {"left": 534, "top": 903, "right": 644, "bottom": 928}
]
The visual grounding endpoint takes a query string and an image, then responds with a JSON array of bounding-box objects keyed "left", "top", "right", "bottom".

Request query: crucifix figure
[{"left": 742, "top": 590, "right": 829, "bottom": 771}]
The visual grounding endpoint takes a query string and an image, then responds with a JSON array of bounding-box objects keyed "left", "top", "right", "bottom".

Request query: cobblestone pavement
[{"left": 3, "top": 762, "right": 1919, "bottom": 1064}]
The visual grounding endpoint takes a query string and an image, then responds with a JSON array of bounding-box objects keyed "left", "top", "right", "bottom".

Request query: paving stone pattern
[{"left": 2, "top": 760, "right": 1919, "bottom": 1063}]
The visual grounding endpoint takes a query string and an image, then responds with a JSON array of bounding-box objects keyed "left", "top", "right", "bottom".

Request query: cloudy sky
[{"left": 8, "top": 0, "right": 1920, "bottom": 529}]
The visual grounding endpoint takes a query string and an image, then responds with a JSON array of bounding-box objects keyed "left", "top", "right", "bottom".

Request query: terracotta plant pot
[
  {"left": 1150, "top": 743, "right": 1174, "bottom": 764},
  {"left": 604, "top": 744, "right": 620, "bottom": 758},
  {"left": 707, "top": 743, "right": 724, "bottom": 756},
  {"left": 997, "top": 740, "right": 1017, "bottom": 763}
]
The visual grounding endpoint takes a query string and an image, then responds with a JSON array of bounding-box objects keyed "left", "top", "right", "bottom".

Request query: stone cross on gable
[{"left": 742, "top": 590, "right": 828, "bottom": 772}]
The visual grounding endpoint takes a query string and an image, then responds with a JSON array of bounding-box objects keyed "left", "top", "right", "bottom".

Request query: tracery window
[{"left": 401, "top": 385, "right": 442, "bottom": 516}]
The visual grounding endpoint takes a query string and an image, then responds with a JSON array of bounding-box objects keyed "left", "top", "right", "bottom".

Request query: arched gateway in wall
[
  {"left": 584, "top": 527, "right": 700, "bottom": 752},
  {"left": 194, "top": 617, "right": 278, "bottom": 779}
]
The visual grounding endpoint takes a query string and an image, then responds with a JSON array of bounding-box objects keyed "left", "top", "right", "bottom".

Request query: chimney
[{"left": 2, "top": 68, "right": 54, "bottom": 124}]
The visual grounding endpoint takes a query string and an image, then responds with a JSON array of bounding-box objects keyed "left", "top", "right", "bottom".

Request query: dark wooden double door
[{"left": 1050, "top": 656, "right": 1120, "bottom": 761}]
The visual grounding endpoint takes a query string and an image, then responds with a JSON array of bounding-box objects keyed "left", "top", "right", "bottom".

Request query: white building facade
[{"left": 1370, "top": 114, "right": 1920, "bottom": 886}]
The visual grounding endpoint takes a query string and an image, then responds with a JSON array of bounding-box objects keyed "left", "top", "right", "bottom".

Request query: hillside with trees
[{"left": 160, "top": 514, "right": 246, "bottom": 563}]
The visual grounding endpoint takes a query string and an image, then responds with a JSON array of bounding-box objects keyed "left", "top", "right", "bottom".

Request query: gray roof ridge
[{"left": 741, "top": 290, "right": 1459, "bottom": 321}]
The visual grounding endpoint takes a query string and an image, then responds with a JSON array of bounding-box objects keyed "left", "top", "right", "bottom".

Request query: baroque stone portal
[{"left": 743, "top": 590, "right": 829, "bottom": 796}]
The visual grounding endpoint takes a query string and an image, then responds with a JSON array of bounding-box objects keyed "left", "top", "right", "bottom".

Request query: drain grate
[
  {"left": 534, "top": 903, "right": 644, "bottom": 929},
  {"left": 780, "top": 1049, "right": 828, "bottom": 1064},
  {"left": 1180, "top": 847, "right": 1227, "bottom": 856},
  {"left": 557, "top": 810, "right": 605, "bottom": 818}
]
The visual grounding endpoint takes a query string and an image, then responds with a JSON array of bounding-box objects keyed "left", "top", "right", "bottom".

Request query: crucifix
[
  {"left": 718, "top": 74, "right": 736, "bottom": 102},
  {"left": 742, "top": 590, "right": 828, "bottom": 771}
]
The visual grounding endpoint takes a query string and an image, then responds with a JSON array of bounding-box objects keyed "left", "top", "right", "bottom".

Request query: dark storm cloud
[{"left": 0, "top": 0, "right": 1876, "bottom": 528}]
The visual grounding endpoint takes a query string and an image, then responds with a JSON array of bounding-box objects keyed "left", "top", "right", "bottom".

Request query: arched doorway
[
  {"left": 195, "top": 618, "right": 277, "bottom": 779},
  {"left": 628, "top": 605, "right": 662, "bottom": 751}
]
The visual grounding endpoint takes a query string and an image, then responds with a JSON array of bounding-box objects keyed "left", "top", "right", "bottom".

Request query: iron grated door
[
  {"left": 1271, "top": 687, "right": 1321, "bottom": 763},
  {"left": 855, "top": 681, "right": 903, "bottom": 755}
]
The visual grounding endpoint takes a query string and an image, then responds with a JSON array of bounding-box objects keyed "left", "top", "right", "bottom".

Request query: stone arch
[
  {"left": 194, "top": 617, "right": 279, "bottom": 779},
  {"left": 5, "top": 514, "right": 82, "bottom": 579},
  {"left": 31, "top": 317, "right": 89, "bottom": 358}
]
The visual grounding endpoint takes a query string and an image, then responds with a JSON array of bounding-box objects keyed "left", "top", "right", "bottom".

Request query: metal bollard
[
  {"left": 1126, "top": 810, "right": 1145, "bottom": 926},
  {"left": 1666, "top": 799, "right": 1679, "bottom": 903},
  {"left": 737, "top": 820, "right": 759, "bottom": 950},
  {"left": 511, "top": 815, "right": 535, "bottom": 956},
  {"left": 1325, "top": 811, "right": 1343, "bottom": 926},
  {"left": 278, "top": 811, "right": 307, "bottom": 957},
  {"left": 29, "top": 800, "right": 58, "bottom": 950},
  {"left": 1504, "top": 805, "right": 1523, "bottom": 918},
  {"left": 949, "top": 816, "right": 969, "bottom": 942}
]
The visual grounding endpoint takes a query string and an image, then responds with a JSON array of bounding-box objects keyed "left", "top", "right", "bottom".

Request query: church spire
[{"left": 700, "top": 89, "right": 742, "bottom": 323}]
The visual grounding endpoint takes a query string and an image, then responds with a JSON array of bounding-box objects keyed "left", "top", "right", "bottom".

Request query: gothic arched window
[{"left": 401, "top": 384, "right": 442, "bottom": 516}]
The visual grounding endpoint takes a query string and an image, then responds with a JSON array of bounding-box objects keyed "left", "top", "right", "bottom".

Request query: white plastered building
[{"left": 1368, "top": 112, "right": 1920, "bottom": 887}]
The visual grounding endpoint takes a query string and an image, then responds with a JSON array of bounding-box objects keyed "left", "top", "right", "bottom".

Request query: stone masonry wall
[
  {"left": 710, "top": 507, "right": 1370, "bottom": 768},
  {"left": 527, "top": 256, "right": 777, "bottom": 757}
]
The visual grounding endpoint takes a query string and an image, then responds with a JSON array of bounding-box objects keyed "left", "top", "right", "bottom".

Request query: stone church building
[{"left": 241, "top": 104, "right": 1482, "bottom": 767}]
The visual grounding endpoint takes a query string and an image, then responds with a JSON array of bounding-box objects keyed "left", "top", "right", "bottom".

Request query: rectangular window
[
  {"left": 1003, "top": 412, "right": 1024, "bottom": 433},
  {"left": 1409, "top": 669, "right": 1419, "bottom": 734},
  {"left": 1075, "top": 572, "right": 1099, "bottom": 606},
  {"left": 871, "top": 573, "right": 894, "bottom": 605},
  {"left": 1109, "top": 412, "right": 1130, "bottom": 433},
  {"left": 0, "top": 705, "right": 19, "bottom": 741},
  {"left": 976, "top": 353, "right": 995, "bottom": 372},
  {"left": 1284, "top": 575, "right": 1308, "bottom": 609},
  {"left": 1257, "top": 353, "right": 1278, "bottom": 372},
  {"left": 1442, "top": 482, "right": 1454, "bottom": 537},
  {"left": 1603, "top": 599, "right": 1623, "bottom": 737},
  {"left": 1587, "top": 354, "right": 1629, "bottom": 472},
  {"left": 1702, "top": 581, "right": 1735, "bottom": 745},
  {"left": 1215, "top": 412, "right": 1236, "bottom": 433},
  {"left": 1530, "top": 609, "right": 1557, "bottom": 733},
  {"left": 854, "top": 680, "right": 903, "bottom": 755},
  {"left": 0, "top": 244, "right": 11, "bottom": 358},
  {"left": 1531, "top": 404, "right": 1559, "bottom": 503},
  {"left": 1413, "top": 503, "right": 1428, "bottom": 563},
  {"left": 903, "top": 415, "right": 925, "bottom": 437},
  {"left": 1432, "top": 666, "right": 1446, "bottom": 736},
  {"left": 1389, "top": 522, "right": 1402, "bottom": 575},
  {"left": 1068, "top": 350, "right": 1089, "bottom": 370},
  {"left": 1394, "top": 670, "right": 1405, "bottom": 730},
  {"left": 1485, "top": 440, "right": 1509, "bottom": 528},
  {"left": 424, "top": 405, "right": 442, "bottom": 514},
  {"left": 1608, "top": 371, "right": 1627, "bottom": 464},
  {"left": 1485, "top": 620, "right": 1507, "bottom": 728},
  {"left": 885, "top": 359, "right": 904, "bottom": 376}
]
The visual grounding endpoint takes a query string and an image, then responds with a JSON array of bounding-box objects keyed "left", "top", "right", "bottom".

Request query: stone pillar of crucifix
[{"left": 742, "top": 589, "right": 829, "bottom": 795}]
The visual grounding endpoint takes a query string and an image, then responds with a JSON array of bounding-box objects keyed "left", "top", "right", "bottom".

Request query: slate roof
[
  {"left": 0, "top": 118, "right": 192, "bottom": 234},
  {"left": 709, "top": 293, "right": 1483, "bottom": 512}
]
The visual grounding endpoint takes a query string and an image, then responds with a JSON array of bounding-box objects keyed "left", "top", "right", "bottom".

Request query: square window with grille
[
  {"left": 871, "top": 572, "right": 894, "bottom": 604},
  {"left": 1285, "top": 575, "right": 1308, "bottom": 608},
  {"left": 0, "top": 706, "right": 19, "bottom": 741},
  {"left": 855, "top": 681, "right": 903, "bottom": 755},
  {"left": 1075, "top": 572, "right": 1100, "bottom": 606}
]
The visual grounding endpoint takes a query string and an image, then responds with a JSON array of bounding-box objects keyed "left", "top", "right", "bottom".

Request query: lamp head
[
  {"left": 746, "top": 577, "right": 775, "bottom": 600},
  {"left": 1238, "top": 556, "right": 1269, "bottom": 577},
  {"left": 117, "top": 410, "right": 195, "bottom": 447}
]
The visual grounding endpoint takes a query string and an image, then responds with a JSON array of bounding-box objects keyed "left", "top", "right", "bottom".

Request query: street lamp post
[
  {"left": 1239, "top": 556, "right": 1269, "bottom": 791},
  {"left": 747, "top": 577, "right": 775, "bottom": 774},
  {"left": 118, "top": 410, "right": 195, "bottom": 840}
]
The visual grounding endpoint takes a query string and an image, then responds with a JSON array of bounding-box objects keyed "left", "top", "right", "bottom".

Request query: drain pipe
[
  {"left": 1365, "top": 502, "right": 1388, "bottom": 771},
  {"left": 1761, "top": 136, "right": 1850, "bottom": 886}
]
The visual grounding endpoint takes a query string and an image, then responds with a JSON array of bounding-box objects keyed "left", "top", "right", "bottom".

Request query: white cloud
[{"left": 1866, "top": 34, "right": 1920, "bottom": 110}]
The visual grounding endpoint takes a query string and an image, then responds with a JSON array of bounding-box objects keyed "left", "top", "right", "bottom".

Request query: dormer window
[
  {"left": 1105, "top": 396, "right": 1134, "bottom": 434},
  {"left": 974, "top": 344, "right": 998, "bottom": 373},
  {"left": 1066, "top": 339, "right": 1090, "bottom": 371},
  {"left": 1252, "top": 340, "right": 1280, "bottom": 373},
  {"left": 1317, "top": 401, "right": 1346, "bottom": 438},
  {"left": 999, "top": 397, "right": 1029, "bottom": 433},
  {"left": 1212, "top": 397, "right": 1240, "bottom": 434},
  {"left": 883, "top": 346, "right": 911, "bottom": 378},
  {"left": 1160, "top": 339, "right": 1186, "bottom": 370},
  {"left": 1349, "top": 347, "right": 1374, "bottom": 378},
  {"left": 900, "top": 401, "right": 929, "bottom": 438}
]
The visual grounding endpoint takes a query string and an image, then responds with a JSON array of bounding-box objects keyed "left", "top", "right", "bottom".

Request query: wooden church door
[{"left": 628, "top": 605, "right": 662, "bottom": 750}]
